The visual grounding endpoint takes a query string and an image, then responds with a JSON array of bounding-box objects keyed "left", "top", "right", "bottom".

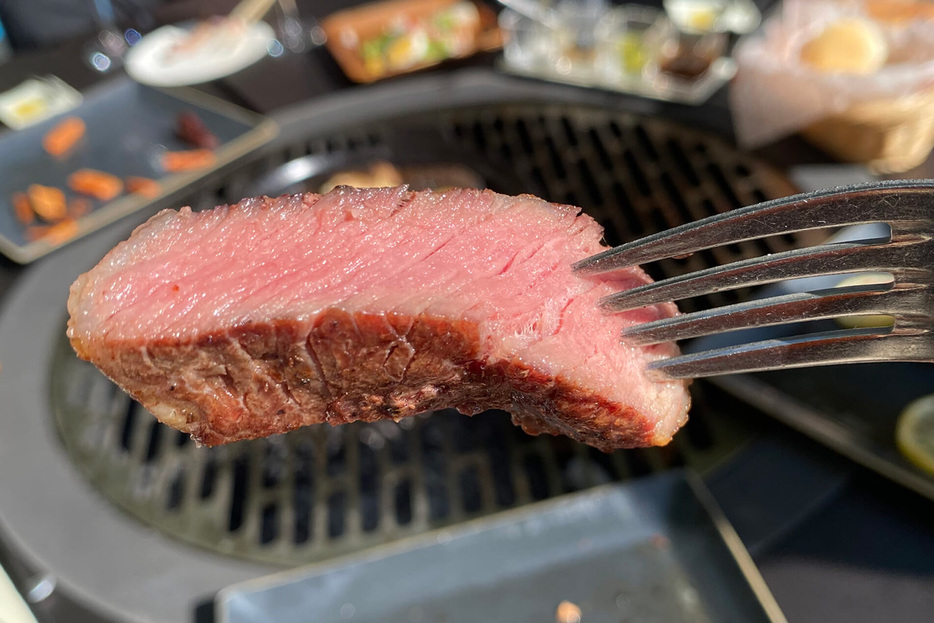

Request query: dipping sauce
[
  {"left": 619, "top": 32, "right": 650, "bottom": 74},
  {"left": 659, "top": 49, "right": 713, "bottom": 79},
  {"left": 659, "top": 31, "right": 725, "bottom": 81}
]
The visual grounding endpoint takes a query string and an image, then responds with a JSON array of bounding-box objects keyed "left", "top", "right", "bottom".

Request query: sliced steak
[{"left": 67, "top": 187, "right": 690, "bottom": 451}]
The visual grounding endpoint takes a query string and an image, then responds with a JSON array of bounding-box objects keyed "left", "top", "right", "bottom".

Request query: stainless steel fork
[{"left": 573, "top": 180, "right": 934, "bottom": 380}]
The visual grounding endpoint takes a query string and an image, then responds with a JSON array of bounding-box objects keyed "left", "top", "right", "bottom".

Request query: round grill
[{"left": 50, "top": 103, "right": 801, "bottom": 566}]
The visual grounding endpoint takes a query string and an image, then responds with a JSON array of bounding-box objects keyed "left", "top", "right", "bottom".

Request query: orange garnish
[
  {"left": 161, "top": 149, "right": 216, "bottom": 172},
  {"left": 46, "top": 219, "right": 79, "bottom": 244},
  {"left": 25, "top": 219, "right": 78, "bottom": 244},
  {"left": 68, "top": 197, "right": 92, "bottom": 218},
  {"left": 68, "top": 169, "right": 124, "bottom": 201},
  {"left": 27, "top": 184, "right": 67, "bottom": 221},
  {"left": 43, "top": 117, "right": 86, "bottom": 157},
  {"left": 126, "top": 176, "right": 161, "bottom": 198},
  {"left": 12, "top": 193, "right": 35, "bottom": 225}
]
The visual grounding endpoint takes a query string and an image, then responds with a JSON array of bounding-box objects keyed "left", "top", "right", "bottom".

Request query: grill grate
[
  {"left": 442, "top": 105, "right": 812, "bottom": 311},
  {"left": 51, "top": 103, "right": 807, "bottom": 566}
]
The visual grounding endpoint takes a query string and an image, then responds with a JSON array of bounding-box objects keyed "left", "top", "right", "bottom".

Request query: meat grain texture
[{"left": 67, "top": 187, "right": 690, "bottom": 451}]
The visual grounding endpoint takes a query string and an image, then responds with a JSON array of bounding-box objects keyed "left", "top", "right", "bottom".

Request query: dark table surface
[{"left": 1, "top": 4, "right": 933, "bottom": 622}]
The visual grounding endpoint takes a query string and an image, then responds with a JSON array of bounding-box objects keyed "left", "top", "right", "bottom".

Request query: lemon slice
[
  {"left": 834, "top": 273, "right": 895, "bottom": 329},
  {"left": 896, "top": 394, "right": 934, "bottom": 476}
]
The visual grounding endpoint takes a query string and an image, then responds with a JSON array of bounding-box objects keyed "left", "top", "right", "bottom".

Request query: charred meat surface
[{"left": 67, "top": 187, "right": 690, "bottom": 451}]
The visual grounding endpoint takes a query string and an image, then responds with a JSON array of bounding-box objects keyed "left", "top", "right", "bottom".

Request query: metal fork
[{"left": 573, "top": 180, "right": 934, "bottom": 380}]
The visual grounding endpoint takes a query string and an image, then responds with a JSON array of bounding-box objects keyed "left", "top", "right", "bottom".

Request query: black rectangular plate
[{"left": 216, "top": 471, "right": 784, "bottom": 623}]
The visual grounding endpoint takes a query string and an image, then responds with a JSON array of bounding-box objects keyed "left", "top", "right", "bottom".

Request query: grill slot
[
  {"left": 229, "top": 455, "right": 250, "bottom": 532},
  {"left": 50, "top": 102, "right": 810, "bottom": 566},
  {"left": 119, "top": 400, "right": 139, "bottom": 452}
]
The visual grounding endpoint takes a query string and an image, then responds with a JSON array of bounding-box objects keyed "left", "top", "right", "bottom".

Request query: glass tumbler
[
  {"left": 499, "top": 9, "right": 559, "bottom": 71},
  {"left": 595, "top": 5, "right": 669, "bottom": 85}
]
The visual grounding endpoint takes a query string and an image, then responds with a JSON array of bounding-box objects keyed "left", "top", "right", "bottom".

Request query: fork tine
[
  {"left": 598, "top": 238, "right": 920, "bottom": 312},
  {"left": 619, "top": 282, "right": 933, "bottom": 345},
  {"left": 573, "top": 180, "right": 934, "bottom": 276},
  {"left": 646, "top": 330, "right": 925, "bottom": 380}
]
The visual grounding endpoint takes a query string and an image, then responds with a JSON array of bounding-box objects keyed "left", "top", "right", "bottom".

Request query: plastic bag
[{"left": 730, "top": 0, "right": 934, "bottom": 148}]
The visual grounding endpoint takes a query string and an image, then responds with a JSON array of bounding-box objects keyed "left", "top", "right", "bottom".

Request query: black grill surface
[{"left": 51, "top": 103, "right": 810, "bottom": 566}]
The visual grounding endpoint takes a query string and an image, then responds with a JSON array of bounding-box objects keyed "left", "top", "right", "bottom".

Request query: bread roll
[{"left": 800, "top": 18, "right": 888, "bottom": 74}]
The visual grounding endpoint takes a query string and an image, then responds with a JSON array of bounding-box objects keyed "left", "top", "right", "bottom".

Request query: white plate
[{"left": 125, "top": 21, "right": 275, "bottom": 87}]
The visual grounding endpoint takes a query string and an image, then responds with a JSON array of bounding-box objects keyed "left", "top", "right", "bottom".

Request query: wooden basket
[{"left": 801, "top": 89, "right": 934, "bottom": 173}]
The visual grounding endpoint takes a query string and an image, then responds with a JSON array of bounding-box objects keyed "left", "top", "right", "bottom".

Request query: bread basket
[{"left": 801, "top": 88, "right": 934, "bottom": 173}]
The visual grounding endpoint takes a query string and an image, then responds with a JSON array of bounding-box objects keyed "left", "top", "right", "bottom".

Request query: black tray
[
  {"left": 216, "top": 471, "right": 784, "bottom": 623},
  {"left": 0, "top": 78, "right": 277, "bottom": 263}
]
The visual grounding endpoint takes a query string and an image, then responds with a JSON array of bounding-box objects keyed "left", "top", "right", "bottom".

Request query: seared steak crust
[{"left": 81, "top": 308, "right": 652, "bottom": 451}]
